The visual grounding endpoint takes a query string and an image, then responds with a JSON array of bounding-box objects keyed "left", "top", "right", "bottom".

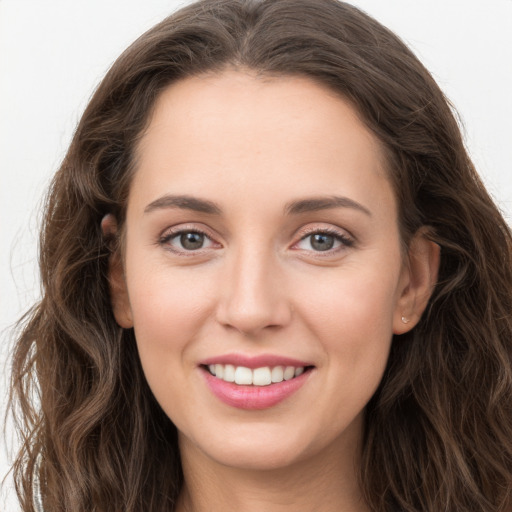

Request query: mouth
[
  {"left": 202, "top": 363, "right": 314, "bottom": 386},
  {"left": 199, "top": 354, "right": 315, "bottom": 409},
  {"left": 201, "top": 364, "right": 313, "bottom": 409}
]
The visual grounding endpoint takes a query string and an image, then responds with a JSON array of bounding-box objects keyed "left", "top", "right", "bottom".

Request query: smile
[
  {"left": 207, "top": 364, "right": 307, "bottom": 386},
  {"left": 201, "top": 360, "right": 314, "bottom": 410}
]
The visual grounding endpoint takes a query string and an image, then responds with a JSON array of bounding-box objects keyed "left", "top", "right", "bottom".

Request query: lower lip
[{"left": 202, "top": 368, "right": 311, "bottom": 410}]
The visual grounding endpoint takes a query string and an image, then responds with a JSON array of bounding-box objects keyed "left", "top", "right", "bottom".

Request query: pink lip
[
  {"left": 200, "top": 353, "right": 312, "bottom": 369},
  {"left": 201, "top": 367, "right": 312, "bottom": 410}
]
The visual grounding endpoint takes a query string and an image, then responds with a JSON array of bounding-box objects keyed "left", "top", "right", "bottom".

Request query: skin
[{"left": 107, "top": 71, "right": 439, "bottom": 512}]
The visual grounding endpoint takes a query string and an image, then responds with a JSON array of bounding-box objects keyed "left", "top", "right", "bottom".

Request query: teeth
[
  {"left": 283, "top": 366, "right": 295, "bottom": 380},
  {"left": 215, "top": 364, "right": 224, "bottom": 379},
  {"left": 234, "top": 366, "right": 252, "bottom": 385},
  {"left": 223, "top": 364, "right": 235, "bottom": 382},
  {"left": 207, "top": 364, "right": 307, "bottom": 386},
  {"left": 253, "top": 367, "right": 272, "bottom": 386},
  {"left": 271, "top": 366, "right": 284, "bottom": 383}
]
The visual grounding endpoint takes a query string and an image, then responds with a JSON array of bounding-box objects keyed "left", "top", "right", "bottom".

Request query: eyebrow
[
  {"left": 284, "top": 196, "right": 372, "bottom": 217},
  {"left": 144, "top": 194, "right": 222, "bottom": 215},
  {"left": 143, "top": 193, "right": 371, "bottom": 217}
]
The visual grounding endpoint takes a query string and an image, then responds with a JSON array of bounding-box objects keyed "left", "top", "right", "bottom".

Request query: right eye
[{"left": 159, "top": 229, "right": 217, "bottom": 253}]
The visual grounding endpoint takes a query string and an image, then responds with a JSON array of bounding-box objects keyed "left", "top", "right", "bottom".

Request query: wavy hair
[{"left": 9, "top": 0, "right": 512, "bottom": 510}]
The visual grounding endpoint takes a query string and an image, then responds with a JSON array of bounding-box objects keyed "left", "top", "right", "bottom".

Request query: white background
[{"left": 1, "top": 1, "right": 511, "bottom": 509}]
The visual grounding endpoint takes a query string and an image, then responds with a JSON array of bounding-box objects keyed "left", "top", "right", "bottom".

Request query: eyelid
[
  {"left": 157, "top": 222, "right": 354, "bottom": 256},
  {"left": 291, "top": 224, "right": 355, "bottom": 253},
  {"left": 158, "top": 223, "right": 222, "bottom": 254}
]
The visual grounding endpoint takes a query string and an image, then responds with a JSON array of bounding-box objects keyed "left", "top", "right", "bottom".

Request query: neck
[{"left": 175, "top": 430, "right": 369, "bottom": 512}]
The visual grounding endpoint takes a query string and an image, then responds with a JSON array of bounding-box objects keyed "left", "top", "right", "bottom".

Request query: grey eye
[
  {"left": 310, "top": 233, "right": 335, "bottom": 251},
  {"left": 179, "top": 232, "right": 205, "bottom": 250},
  {"left": 295, "top": 230, "right": 352, "bottom": 253}
]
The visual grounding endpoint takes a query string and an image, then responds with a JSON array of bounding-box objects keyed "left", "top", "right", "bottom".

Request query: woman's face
[{"left": 112, "top": 71, "right": 419, "bottom": 471}]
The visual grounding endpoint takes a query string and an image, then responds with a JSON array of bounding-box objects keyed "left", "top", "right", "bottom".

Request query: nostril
[{"left": 216, "top": 296, "right": 293, "bottom": 336}]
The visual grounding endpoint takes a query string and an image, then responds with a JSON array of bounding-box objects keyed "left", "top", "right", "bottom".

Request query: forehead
[
  {"left": 139, "top": 71, "right": 383, "bottom": 159},
  {"left": 130, "top": 71, "right": 394, "bottom": 219}
]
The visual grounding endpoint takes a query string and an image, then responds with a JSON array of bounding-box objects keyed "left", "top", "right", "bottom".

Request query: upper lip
[{"left": 200, "top": 353, "right": 313, "bottom": 369}]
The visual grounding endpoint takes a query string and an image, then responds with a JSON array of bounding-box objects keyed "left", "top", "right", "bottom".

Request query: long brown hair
[{"left": 10, "top": 1, "right": 512, "bottom": 510}]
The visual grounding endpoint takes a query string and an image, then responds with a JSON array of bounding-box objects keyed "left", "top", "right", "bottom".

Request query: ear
[
  {"left": 393, "top": 229, "right": 440, "bottom": 334},
  {"left": 101, "top": 214, "right": 133, "bottom": 329}
]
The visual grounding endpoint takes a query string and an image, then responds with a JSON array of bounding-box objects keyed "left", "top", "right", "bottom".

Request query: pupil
[
  {"left": 311, "top": 233, "right": 334, "bottom": 251},
  {"left": 180, "top": 232, "right": 204, "bottom": 250}
]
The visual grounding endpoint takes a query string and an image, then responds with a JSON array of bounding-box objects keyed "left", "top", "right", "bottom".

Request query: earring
[{"left": 401, "top": 316, "right": 410, "bottom": 324}]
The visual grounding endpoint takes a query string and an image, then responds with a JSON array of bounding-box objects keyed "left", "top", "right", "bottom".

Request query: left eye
[
  {"left": 163, "top": 231, "right": 215, "bottom": 251},
  {"left": 295, "top": 232, "right": 351, "bottom": 252}
]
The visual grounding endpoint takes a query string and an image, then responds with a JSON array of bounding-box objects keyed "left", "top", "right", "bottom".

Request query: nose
[{"left": 215, "top": 245, "right": 292, "bottom": 336}]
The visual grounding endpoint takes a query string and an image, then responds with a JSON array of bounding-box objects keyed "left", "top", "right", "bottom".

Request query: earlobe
[
  {"left": 393, "top": 230, "right": 440, "bottom": 334},
  {"left": 101, "top": 214, "right": 134, "bottom": 329}
]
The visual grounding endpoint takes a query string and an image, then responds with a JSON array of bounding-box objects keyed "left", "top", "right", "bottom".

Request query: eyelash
[
  {"left": 158, "top": 225, "right": 354, "bottom": 255},
  {"left": 158, "top": 226, "right": 217, "bottom": 255},
  {"left": 293, "top": 227, "right": 354, "bottom": 255}
]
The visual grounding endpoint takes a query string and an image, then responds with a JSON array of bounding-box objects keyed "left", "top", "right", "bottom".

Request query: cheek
[
  {"left": 125, "top": 272, "right": 211, "bottom": 429},
  {"left": 294, "top": 259, "right": 400, "bottom": 390},
  {"left": 124, "top": 261, "right": 216, "bottom": 392},
  {"left": 127, "top": 259, "right": 214, "bottom": 335},
  {"left": 297, "top": 259, "right": 400, "bottom": 337}
]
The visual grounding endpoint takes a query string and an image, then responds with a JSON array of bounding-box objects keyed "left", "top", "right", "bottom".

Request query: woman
[{"left": 9, "top": 0, "right": 512, "bottom": 511}]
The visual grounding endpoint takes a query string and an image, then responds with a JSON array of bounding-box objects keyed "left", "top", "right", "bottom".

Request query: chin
[
  {"left": 206, "top": 443, "right": 308, "bottom": 472},
  {"left": 179, "top": 419, "right": 339, "bottom": 473}
]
